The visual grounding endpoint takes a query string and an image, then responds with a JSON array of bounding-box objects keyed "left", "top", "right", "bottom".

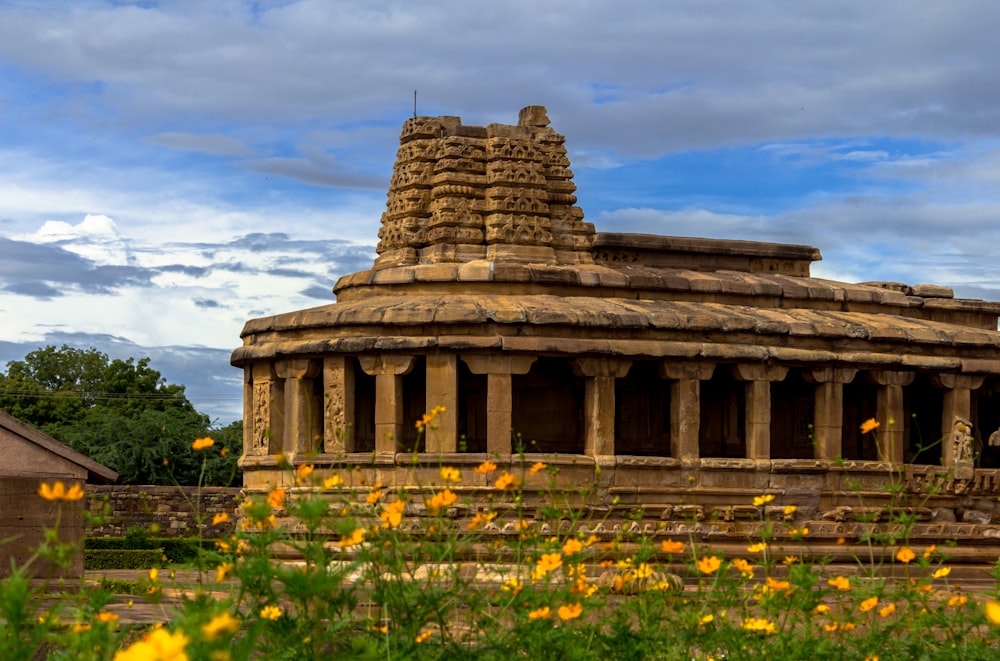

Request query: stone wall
[{"left": 85, "top": 485, "right": 241, "bottom": 539}]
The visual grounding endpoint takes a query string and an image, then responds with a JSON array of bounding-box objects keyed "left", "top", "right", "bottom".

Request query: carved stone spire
[{"left": 375, "top": 106, "right": 594, "bottom": 268}]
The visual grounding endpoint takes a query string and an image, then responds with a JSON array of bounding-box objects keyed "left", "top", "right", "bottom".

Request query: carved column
[
  {"left": 868, "top": 370, "right": 915, "bottom": 463},
  {"left": 462, "top": 355, "right": 536, "bottom": 456},
  {"left": 806, "top": 368, "right": 857, "bottom": 461},
  {"left": 425, "top": 354, "right": 459, "bottom": 453},
  {"left": 322, "top": 356, "right": 355, "bottom": 454},
  {"left": 358, "top": 355, "right": 417, "bottom": 455},
  {"left": 572, "top": 358, "right": 632, "bottom": 457},
  {"left": 932, "top": 373, "right": 985, "bottom": 467},
  {"left": 275, "top": 359, "right": 321, "bottom": 458},
  {"left": 733, "top": 364, "right": 788, "bottom": 460},
  {"left": 249, "top": 362, "right": 284, "bottom": 457},
  {"left": 660, "top": 362, "right": 716, "bottom": 460}
]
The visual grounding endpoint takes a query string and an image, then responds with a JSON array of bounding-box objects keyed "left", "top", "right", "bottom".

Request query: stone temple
[{"left": 233, "top": 106, "right": 1000, "bottom": 557}]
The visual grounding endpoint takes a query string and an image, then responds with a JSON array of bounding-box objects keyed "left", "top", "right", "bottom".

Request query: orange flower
[
  {"left": 562, "top": 538, "right": 584, "bottom": 555},
  {"left": 212, "top": 512, "right": 230, "bottom": 526},
  {"left": 414, "top": 630, "right": 434, "bottom": 643},
  {"left": 536, "top": 552, "right": 563, "bottom": 575},
  {"left": 495, "top": 471, "right": 520, "bottom": 490},
  {"left": 192, "top": 436, "right": 215, "bottom": 450},
  {"left": 923, "top": 544, "right": 937, "bottom": 559},
  {"left": 528, "top": 606, "right": 551, "bottom": 620},
  {"left": 896, "top": 547, "right": 916, "bottom": 564},
  {"left": 266, "top": 488, "right": 286, "bottom": 509},
  {"left": 557, "top": 603, "right": 583, "bottom": 621},
  {"left": 827, "top": 575, "right": 852, "bottom": 591},
  {"left": 201, "top": 612, "right": 240, "bottom": 640},
  {"left": 860, "top": 418, "right": 880, "bottom": 434},
  {"left": 38, "top": 481, "right": 85, "bottom": 502},
  {"left": 732, "top": 558, "right": 754, "bottom": 578},
  {"left": 323, "top": 475, "right": 344, "bottom": 489},
  {"left": 380, "top": 500, "right": 406, "bottom": 528},
  {"left": 426, "top": 488, "right": 457, "bottom": 513},
  {"left": 859, "top": 596, "right": 879, "bottom": 613},
  {"left": 215, "top": 562, "right": 233, "bottom": 583},
  {"left": 295, "top": 464, "right": 314, "bottom": 484},
  {"left": 661, "top": 539, "right": 684, "bottom": 554},
  {"left": 741, "top": 617, "right": 777, "bottom": 635},
  {"left": 766, "top": 577, "right": 791, "bottom": 592},
  {"left": 948, "top": 594, "right": 968, "bottom": 607},
  {"left": 338, "top": 528, "right": 365, "bottom": 548},
  {"left": 260, "top": 605, "right": 282, "bottom": 621},
  {"left": 366, "top": 484, "right": 384, "bottom": 504},
  {"left": 467, "top": 511, "right": 497, "bottom": 530},
  {"left": 96, "top": 611, "right": 119, "bottom": 623},
  {"left": 473, "top": 461, "right": 497, "bottom": 474},
  {"left": 697, "top": 556, "right": 722, "bottom": 575},
  {"left": 879, "top": 603, "right": 896, "bottom": 618},
  {"left": 985, "top": 600, "right": 1000, "bottom": 624},
  {"left": 529, "top": 462, "right": 547, "bottom": 475}
]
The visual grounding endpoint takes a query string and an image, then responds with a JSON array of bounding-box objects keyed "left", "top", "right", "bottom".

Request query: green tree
[{"left": 0, "top": 344, "right": 241, "bottom": 486}]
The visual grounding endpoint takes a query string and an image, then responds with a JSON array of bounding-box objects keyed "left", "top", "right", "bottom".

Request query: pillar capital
[
  {"left": 805, "top": 367, "right": 857, "bottom": 385},
  {"left": 461, "top": 354, "right": 536, "bottom": 376},
  {"left": 867, "top": 370, "right": 915, "bottom": 387},
  {"left": 358, "top": 355, "right": 416, "bottom": 377},
  {"left": 275, "top": 358, "right": 320, "bottom": 380},
  {"left": 732, "top": 363, "right": 787, "bottom": 382},
  {"left": 571, "top": 357, "right": 632, "bottom": 378},
  {"left": 931, "top": 373, "right": 985, "bottom": 390},
  {"left": 660, "top": 361, "right": 715, "bottom": 381}
]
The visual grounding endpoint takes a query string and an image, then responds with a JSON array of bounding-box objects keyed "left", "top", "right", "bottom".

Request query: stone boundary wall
[{"left": 85, "top": 485, "right": 241, "bottom": 539}]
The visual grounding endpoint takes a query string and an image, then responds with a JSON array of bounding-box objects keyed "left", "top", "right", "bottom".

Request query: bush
[
  {"left": 86, "top": 537, "right": 211, "bottom": 564},
  {"left": 84, "top": 549, "right": 164, "bottom": 570}
]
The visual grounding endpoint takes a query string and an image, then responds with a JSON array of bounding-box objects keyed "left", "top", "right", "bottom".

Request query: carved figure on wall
[{"left": 952, "top": 417, "right": 975, "bottom": 464}]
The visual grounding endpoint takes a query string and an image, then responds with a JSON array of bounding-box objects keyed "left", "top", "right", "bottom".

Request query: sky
[{"left": 3, "top": 1, "right": 1000, "bottom": 425}]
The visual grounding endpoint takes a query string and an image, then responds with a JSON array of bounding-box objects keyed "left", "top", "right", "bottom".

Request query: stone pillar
[
  {"left": 242, "top": 367, "right": 253, "bottom": 452},
  {"left": 249, "top": 362, "right": 284, "bottom": 457},
  {"left": 462, "top": 355, "right": 537, "bottom": 456},
  {"left": 660, "top": 362, "right": 716, "bottom": 460},
  {"left": 322, "top": 356, "right": 355, "bottom": 454},
  {"left": 358, "top": 355, "right": 417, "bottom": 455},
  {"left": 275, "top": 359, "right": 321, "bottom": 458},
  {"left": 425, "top": 354, "right": 459, "bottom": 453},
  {"left": 932, "top": 374, "right": 985, "bottom": 467},
  {"left": 572, "top": 358, "right": 633, "bottom": 457},
  {"left": 806, "top": 368, "right": 857, "bottom": 461},
  {"left": 732, "top": 364, "right": 788, "bottom": 460},
  {"left": 868, "top": 370, "right": 915, "bottom": 463}
]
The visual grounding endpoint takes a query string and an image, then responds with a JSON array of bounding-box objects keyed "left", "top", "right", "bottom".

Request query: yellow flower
[
  {"left": 985, "top": 600, "right": 1000, "bottom": 624},
  {"left": 148, "top": 568, "right": 159, "bottom": 582},
  {"left": 932, "top": 566, "right": 951, "bottom": 579},
  {"left": 732, "top": 558, "right": 754, "bottom": 578},
  {"left": 38, "top": 481, "right": 85, "bottom": 502},
  {"left": 426, "top": 488, "right": 457, "bottom": 513},
  {"left": 557, "top": 603, "right": 583, "bottom": 621},
  {"left": 215, "top": 562, "right": 233, "bottom": 583},
  {"left": 747, "top": 542, "right": 767, "bottom": 553},
  {"left": 783, "top": 556, "right": 798, "bottom": 566},
  {"left": 380, "top": 500, "right": 406, "bottom": 528},
  {"left": 259, "top": 605, "right": 282, "bottom": 621},
  {"left": 562, "top": 538, "right": 584, "bottom": 555},
  {"left": 495, "top": 471, "right": 520, "bottom": 490},
  {"left": 295, "top": 464, "right": 314, "bottom": 484},
  {"left": 699, "top": 614, "right": 715, "bottom": 625},
  {"left": 814, "top": 604, "right": 831, "bottom": 615},
  {"left": 338, "top": 528, "right": 365, "bottom": 548},
  {"left": 468, "top": 511, "right": 497, "bottom": 530},
  {"left": 661, "top": 539, "right": 684, "bottom": 554},
  {"left": 323, "top": 475, "right": 344, "bottom": 489},
  {"left": 864, "top": 656, "right": 879, "bottom": 661},
  {"left": 96, "top": 611, "right": 119, "bottom": 623},
  {"left": 440, "top": 466, "right": 461, "bottom": 483},
  {"left": 860, "top": 418, "right": 880, "bottom": 434},
  {"left": 528, "top": 606, "right": 551, "bottom": 620},
  {"left": 753, "top": 494, "right": 776, "bottom": 507},
  {"left": 202, "top": 612, "right": 240, "bottom": 641},
  {"left": 415, "top": 630, "right": 434, "bottom": 643},
  {"left": 502, "top": 578, "right": 523, "bottom": 595},
  {"left": 192, "top": 436, "right": 215, "bottom": 450},
  {"left": 741, "top": 617, "right": 777, "bottom": 635},
  {"left": 697, "top": 556, "right": 722, "bottom": 575},
  {"left": 266, "top": 488, "right": 286, "bottom": 509},
  {"left": 859, "top": 596, "right": 879, "bottom": 613},
  {"left": 896, "top": 547, "right": 916, "bottom": 564},
  {"left": 529, "top": 462, "right": 547, "bottom": 475},
  {"left": 783, "top": 505, "right": 797, "bottom": 515},
  {"left": 113, "top": 628, "right": 190, "bottom": 661},
  {"left": 827, "top": 575, "right": 852, "bottom": 591},
  {"left": 474, "top": 460, "right": 497, "bottom": 474},
  {"left": 949, "top": 595, "right": 968, "bottom": 607},
  {"left": 536, "top": 552, "right": 563, "bottom": 575},
  {"left": 212, "top": 512, "right": 230, "bottom": 526},
  {"left": 366, "top": 484, "right": 384, "bottom": 504}
]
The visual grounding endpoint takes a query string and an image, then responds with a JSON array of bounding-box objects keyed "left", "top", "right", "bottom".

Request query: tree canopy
[{"left": 0, "top": 345, "right": 241, "bottom": 486}]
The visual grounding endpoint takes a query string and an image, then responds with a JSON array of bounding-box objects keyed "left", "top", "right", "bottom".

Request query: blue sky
[{"left": 3, "top": 1, "right": 1000, "bottom": 424}]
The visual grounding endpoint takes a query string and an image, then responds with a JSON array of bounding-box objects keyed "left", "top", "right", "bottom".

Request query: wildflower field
[{"left": 7, "top": 425, "right": 1000, "bottom": 660}]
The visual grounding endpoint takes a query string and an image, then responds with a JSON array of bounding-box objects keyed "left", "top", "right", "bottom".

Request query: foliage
[
  {"left": 6, "top": 421, "right": 1000, "bottom": 659},
  {"left": 84, "top": 549, "right": 165, "bottom": 570},
  {"left": 87, "top": 535, "right": 212, "bottom": 564},
  {"left": 0, "top": 344, "right": 241, "bottom": 485}
]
